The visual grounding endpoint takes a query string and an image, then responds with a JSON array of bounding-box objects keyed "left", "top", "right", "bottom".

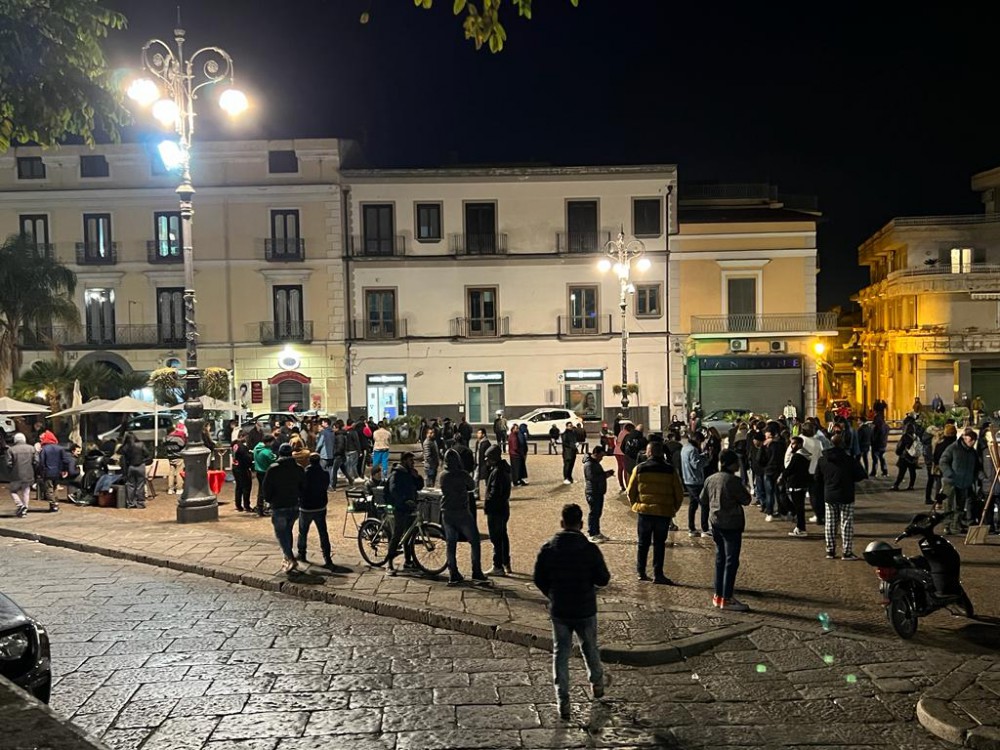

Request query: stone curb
[
  {"left": 916, "top": 656, "right": 1000, "bottom": 750},
  {"left": 0, "top": 526, "right": 753, "bottom": 666}
]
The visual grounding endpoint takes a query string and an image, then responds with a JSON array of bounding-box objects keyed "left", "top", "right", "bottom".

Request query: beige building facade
[
  {"left": 0, "top": 139, "right": 348, "bottom": 415},
  {"left": 856, "top": 167, "right": 1000, "bottom": 418}
]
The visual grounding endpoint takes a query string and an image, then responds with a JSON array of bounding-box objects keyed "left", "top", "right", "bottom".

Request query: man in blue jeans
[
  {"left": 262, "top": 443, "right": 304, "bottom": 575},
  {"left": 534, "top": 503, "right": 611, "bottom": 720}
]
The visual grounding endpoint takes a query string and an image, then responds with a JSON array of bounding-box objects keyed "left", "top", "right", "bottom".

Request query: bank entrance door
[{"left": 465, "top": 372, "right": 505, "bottom": 425}]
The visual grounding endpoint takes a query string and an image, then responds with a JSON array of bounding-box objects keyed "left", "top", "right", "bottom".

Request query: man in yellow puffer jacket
[{"left": 626, "top": 440, "right": 685, "bottom": 585}]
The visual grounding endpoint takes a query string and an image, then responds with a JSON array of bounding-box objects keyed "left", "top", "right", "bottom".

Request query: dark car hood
[{"left": 0, "top": 593, "right": 30, "bottom": 631}]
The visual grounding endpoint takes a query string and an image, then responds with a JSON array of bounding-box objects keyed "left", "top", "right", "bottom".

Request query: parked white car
[
  {"left": 508, "top": 408, "right": 583, "bottom": 439},
  {"left": 98, "top": 413, "right": 183, "bottom": 446}
]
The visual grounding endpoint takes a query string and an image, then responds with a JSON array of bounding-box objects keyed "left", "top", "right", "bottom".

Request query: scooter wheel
[
  {"left": 957, "top": 589, "right": 975, "bottom": 619},
  {"left": 887, "top": 586, "right": 918, "bottom": 639}
]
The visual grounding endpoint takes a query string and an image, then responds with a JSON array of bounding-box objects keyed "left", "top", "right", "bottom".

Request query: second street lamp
[
  {"left": 128, "top": 25, "right": 248, "bottom": 523},
  {"left": 598, "top": 230, "right": 648, "bottom": 414}
]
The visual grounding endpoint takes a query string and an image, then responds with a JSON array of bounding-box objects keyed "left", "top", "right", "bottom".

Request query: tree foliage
[
  {"left": 11, "top": 358, "right": 142, "bottom": 411},
  {"left": 0, "top": 236, "right": 80, "bottom": 395},
  {"left": 0, "top": 0, "right": 130, "bottom": 151},
  {"left": 150, "top": 366, "right": 231, "bottom": 405},
  {"left": 411, "top": 0, "right": 579, "bottom": 53}
]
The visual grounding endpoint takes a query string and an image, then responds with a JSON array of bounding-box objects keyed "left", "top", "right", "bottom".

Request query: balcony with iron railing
[
  {"left": 450, "top": 233, "right": 508, "bottom": 256},
  {"left": 349, "top": 235, "right": 406, "bottom": 257},
  {"left": 18, "top": 324, "right": 182, "bottom": 349},
  {"left": 349, "top": 318, "right": 408, "bottom": 341},
  {"left": 255, "top": 320, "right": 314, "bottom": 344},
  {"left": 451, "top": 316, "right": 509, "bottom": 338},
  {"left": 557, "top": 314, "right": 613, "bottom": 337},
  {"left": 24, "top": 242, "right": 55, "bottom": 260},
  {"left": 555, "top": 230, "right": 612, "bottom": 254},
  {"left": 147, "top": 241, "right": 183, "bottom": 264},
  {"left": 690, "top": 312, "right": 839, "bottom": 336},
  {"left": 264, "top": 237, "right": 305, "bottom": 262},
  {"left": 75, "top": 242, "right": 118, "bottom": 265}
]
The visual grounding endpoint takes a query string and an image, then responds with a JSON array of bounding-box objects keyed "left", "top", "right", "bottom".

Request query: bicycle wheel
[
  {"left": 410, "top": 522, "right": 448, "bottom": 576},
  {"left": 358, "top": 518, "right": 390, "bottom": 567}
]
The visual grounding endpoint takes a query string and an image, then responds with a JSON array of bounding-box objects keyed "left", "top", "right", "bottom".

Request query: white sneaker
[
  {"left": 788, "top": 528, "right": 807, "bottom": 537},
  {"left": 562, "top": 479, "right": 572, "bottom": 485},
  {"left": 809, "top": 515, "right": 819, "bottom": 524},
  {"left": 722, "top": 598, "right": 750, "bottom": 612},
  {"left": 589, "top": 534, "right": 604, "bottom": 543},
  {"left": 764, "top": 514, "right": 775, "bottom": 522}
]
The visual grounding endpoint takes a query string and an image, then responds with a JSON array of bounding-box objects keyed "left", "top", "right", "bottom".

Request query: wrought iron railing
[
  {"left": 264, "top": 238, "right": 305, "bottom": 261},
  {"left": 75, "top": 242, "right": 118, "bottom": 265},
  {"left": 451, "top": 316, "right": 509, "bottom": 338},
  {"left": 349, "top": 318, "right": 407, "bottom": 341},
  {"left": 147, "top": 240, "right": 183, "bottom": 264},
  {"left": 349, "top": 234, "right": 406, "bottom": 257},
  {"left": 450, "top": 233, "right": 508, "bottom": 256},
  {"left": 256, "top": 320, "right": 314, "bottom": 344},
  {"left": 18, "top": 324, "right": 174, "bottom": 348},
  {"left": 556, "top": 230, "right": 612, "bottom": 254},
  {"left": 690, "top": 312, "right": 838, "bottom": 334}
]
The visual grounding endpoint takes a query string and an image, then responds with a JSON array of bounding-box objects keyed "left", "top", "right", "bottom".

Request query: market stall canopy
[
  {"left": 0, "top": 397, "right": 50, "bottom": 415},
  {"left": 169, "top": 396, "right": 241, "bottom": 412}
]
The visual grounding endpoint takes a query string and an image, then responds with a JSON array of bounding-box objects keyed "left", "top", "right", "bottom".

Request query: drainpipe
[{"left": 342, "top": 185, "right": 353, "bottom": 418}]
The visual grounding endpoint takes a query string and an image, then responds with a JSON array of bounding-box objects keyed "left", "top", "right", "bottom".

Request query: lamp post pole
[
  {"left": 129, "top": 27, "right": 247, "bottom": 523},
  {"left": 601, "top": 230, "right": 647, "bottom": 416}
]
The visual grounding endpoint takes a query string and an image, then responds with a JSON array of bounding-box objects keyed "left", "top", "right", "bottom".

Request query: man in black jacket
[
  {"left": 262, "top": 443, "right": 305, "bottom": 574},
  {"left": 583, "top": 444, "right": 614, "bottom": 541},
  {"left": 814, "top": 432, "right": 868, "bottom": 560},
  {"left": 534, "top": 503, "right": 611, "bottom": 720},
  {"left": 757, "top": 425, "right": 786, "bottom": 522},
  {"left": 483, "top": 445, "right": 512, "bottom": 576},
  {"left": 385, "top": 452, "right": 424, "bottom": 574},
  {"left": 561, "top": 422, "right": 578, "bottom": 484}
]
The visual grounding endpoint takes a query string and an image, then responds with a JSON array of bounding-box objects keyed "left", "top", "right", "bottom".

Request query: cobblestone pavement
[
  {"left": 0, "top": 538, "right": 968, "bottom": 750},
  {"left": 1, "top": 452, "right": 996, "bottom": 655}
]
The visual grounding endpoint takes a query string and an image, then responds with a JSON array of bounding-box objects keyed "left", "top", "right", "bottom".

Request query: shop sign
[
  {"left": 250, "top": 381, "right": 264, "bottom": 404},
  {"left": 367, "top": 373, "right": 407, "bottom": 385},
  {"left": 698, "top": 356, "right": 802, "bottom": 370},
  {"left": 563, "top": 369, "right": 604, "bottom": 382},
  {"left": 465, "top": 371, "right": 504, "bottom": 383}
]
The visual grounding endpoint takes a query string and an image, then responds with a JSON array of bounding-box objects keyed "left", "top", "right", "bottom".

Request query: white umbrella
[
  {"left": 0, "top": 396, "right": 50, "bottom": 415},
  {"left": 50, "top": 398, "right": 112, "bottom": 418},
  {"left": 69, "top": 380, "right": 83, "bottom": 445}
]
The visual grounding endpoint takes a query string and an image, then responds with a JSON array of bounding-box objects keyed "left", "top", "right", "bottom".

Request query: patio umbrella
[
  {"left": 50, "top": 398, "right": 112, "bottom": 418},
  {"left": 77, "top": 396, "right": 169, "bottom": 451},
  {"left": 0, "top": 396, "right": 50, "bottom": 415},
  {"left": 169, "top": 395, "right": 241, "bottom": 412},
  {"left": 69, "top": 380, "right": 83, "bottom": 445}
]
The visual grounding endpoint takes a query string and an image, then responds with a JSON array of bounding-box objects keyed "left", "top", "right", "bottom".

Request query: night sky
[{"left": 105, "top": 1, "right": 1000, "bottom": 309}]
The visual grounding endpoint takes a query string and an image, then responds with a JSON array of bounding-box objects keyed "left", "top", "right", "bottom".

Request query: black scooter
[{"left": 863, "top": 512, "right": 974, "bottom": 639}]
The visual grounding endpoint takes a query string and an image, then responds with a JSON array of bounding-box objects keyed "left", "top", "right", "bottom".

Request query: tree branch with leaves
[{"left": 410, "top": 0, "right": 579, "bottom": 53}]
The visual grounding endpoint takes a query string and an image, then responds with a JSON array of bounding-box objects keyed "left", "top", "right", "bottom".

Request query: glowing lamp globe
[
  {"left": 157, "top": 140, "right": 185, "bottom": 171},
  {"left": 597, "top": 258, "right": 612, "bottom": 273},
  {"left": 636, "top": 257, "right": 652, "bottom": 272},
  {"left": 152, "top": 98, "right": 180, "bottom": 126},
  {"left": 813, "top": 342, "right": 826, "bottom": 356},
  {"left": 219, "top": 88, "right": 249, "bottom": 116},
  {"left": 127, "top": 77, "right": 160, "bottom": 106}
]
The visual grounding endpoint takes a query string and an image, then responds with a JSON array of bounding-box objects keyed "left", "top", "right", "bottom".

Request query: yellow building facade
[
  {"left": 0, "top": 139, "right": 348, "bottom": 414},
  {"left": 670, "top": 185, "right": 835, "bottom": 419}
]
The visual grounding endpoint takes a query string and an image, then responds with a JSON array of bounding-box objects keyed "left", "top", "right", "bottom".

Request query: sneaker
[
  {"left": 841, "top": 552, "right": 860, "bottom": 561},
  {"left": 825, "top": 551, "right": 837, "bottom": 560},
  {"left": 386, "top": 563, "right": 398, "bottom": 577},
  {"left": 700, "top": 529, "right": 713, "bottom": 538},
  {"left": 809, "top": 515, "right": 819, "bottom": 524},
  {"left": 668, "top": 522, "right": 679, "bottom": 531},
  {"left": 588, "top": 535, "right": 604, "bottom": 543},
  {"left": 712, "top": 595, "right": 723, "bottom": 608},
  {"left": 592, "top": 672, "right": 612, "bottom": 699},
  {"left": 15, "top": 506, "right": 27, "bottom": 518},
  {"left": 558, "top": 698, "right": 571, "bottom": 720},
  {"left": 722, "top": 598, "right": 750, "bottom": 612},
  {"left": 653, "top": 576, "right": 675, "bottom": 586},
  {"left": 788, "top": 528, "right": 807, "bottom": 537},
  {"left": 688, "top": 530, "right": 698, "bottom": 538},
  {"left": 296, "top": 552, "right": 308, "bottom": 564},
  {"left": 637, "top": 572, "right": 651, "bottom": 581},
  {"left": 764, "top": 514, "right": 775, "bottom": 522},
  {"left": 447, "top": 575, "right": 466, "bottom": 586},
  {"left": 562, "top": 479, "right": 572, "bottom": 485},
  {"left": 471, "top": 572, "right": 489, "bottom": 583},
  {"left": 49, "top": 503, "right": 59, "bottom": 513},
  {"left": 485, "top": 566, "right": 507, "bottom": 576}
]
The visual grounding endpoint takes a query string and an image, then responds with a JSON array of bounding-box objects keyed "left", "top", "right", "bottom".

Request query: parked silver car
[{"left": 98, "top": 412, "right": 182, "bottom": 446}]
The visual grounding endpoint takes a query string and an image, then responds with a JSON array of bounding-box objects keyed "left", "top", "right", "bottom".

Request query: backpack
[{"left": 906, "top": 440, "right": 920, "bottom": 460}]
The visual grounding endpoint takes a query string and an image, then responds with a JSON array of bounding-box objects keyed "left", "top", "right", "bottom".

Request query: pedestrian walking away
[
  {"left": 262, "top": 443, "right": 304, "bottom": 574},
  {"left": 891, "top": 422, "right": 920, "bottom": 491},
  {"left": 439, "top": 448, "right": 487, "bottom": 585},
  {"left": 483, "top": 445, "right": 512, "bottom": 575},
  {"left": 627, "top": 440, "right": 685, "bottom": 584},
  {"left": 493, "top": 411, "right": 508, "bottom": 453},
  {"left": 814, "top": 432, "right": 867, "bottom": 560},
  {"left": 533, "top": 502, "right": 611, "bottom": 720},
  {"left": 298, "top": 453, "right": 349, "bottom": 571},
  {"left": 508, "top": 425, "right": 527, "bottom": 486},
  {"left": 116, "top": 432, "right": 149, "bottom": 510},
  {"left": 702, "top": 449, "right": 752, "bottom": 611},
  {"left": 163, "top": 426, "right": 186, "bottom": 495},
  {"left": 6, "top": 433, "right": 36, "bottom": 517},
  {"left": 583, "top": 444, "right": 614, "bottom": 541},
  {"left": 372, "top": 421, "right": 392, "bottom": 477},
  {"left": 561, "top": 422, "right": 578, "bottom": 484},
  {"left": 680, "top": 432, "right": 710, "bottom": 536}
]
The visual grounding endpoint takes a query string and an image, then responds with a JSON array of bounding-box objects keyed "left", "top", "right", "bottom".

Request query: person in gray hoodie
[
  {"left": 439, "top": 448, "right": 487, "bottom": 585},
  {"left": 6, "top": 433, "right": 36, "bottom": 517}
]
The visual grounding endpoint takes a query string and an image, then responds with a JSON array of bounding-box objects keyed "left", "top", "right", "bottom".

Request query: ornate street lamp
[
  {"left": 598, "top": 230, "right": 650, "bottom": 413},
  {"left": 128, "top": 26, "right": 248, "bottom": 523}
]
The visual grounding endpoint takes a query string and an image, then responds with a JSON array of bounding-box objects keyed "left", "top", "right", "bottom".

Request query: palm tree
[{"left": 0, "top": 235, "right": 79, "bottom": 395}]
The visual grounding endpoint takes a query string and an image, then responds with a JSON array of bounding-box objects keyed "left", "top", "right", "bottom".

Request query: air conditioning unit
[
  {"left": 729, "top": 339, "right": 749, "bottom": 353},
  {"left": 769, "top": 341, "right": 787, "bottom": 353}
]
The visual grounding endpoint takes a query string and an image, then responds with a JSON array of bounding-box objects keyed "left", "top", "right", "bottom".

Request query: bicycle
[{"left": 357, "top": 497, "right": 448, "bottom": 575}]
